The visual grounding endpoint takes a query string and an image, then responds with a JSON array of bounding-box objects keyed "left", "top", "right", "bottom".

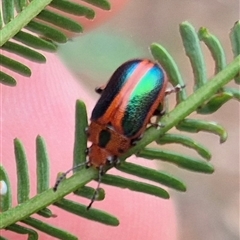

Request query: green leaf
[
  {"left": 73, "top": 100, "right": 88, "bottom": 171},
  {"left": 15, "top": 0, "right": 28, "bottom": 12},
  {"left": 176, "top": 119, "right": 228, "bottom": 143},
  {"left": 74, "top": 186, "right": 105, "bottom": 201},
  {"left": 117, "top": 162, "right": 186, "bottom": 192},
  {"left": 14, "top": 138, "right": 30, "bottom": 203},
  {"left": 223, "top": 87, "right": 240, "bottom": 100},
  {"left": 0, "top": 54, "right": 31, "bottom": 76},
  {"left": 138, "top": 148, "right": 214, "bottom": 173},
  {"left": 102, "top": 174, "right": 171, "bottom": 198},
  {"left": 26, "top": 20, "right": 68, "bottom": 43},
  {"left": 230, "top": 20, "right": 240, "bottom": 84},
  {"left": 150, "top": 43, "right": 187, "bottom": 102},
  {"left": 81, "top": 0, "right": 111, "bottom": 10},
  {"left": 180, "top": 21, "right": 207, "bottom": 89},
  {"left": 0, "top": 166, "right": 12, "bottom": 212},
  {"left": 22, "top": 217, "right": 78, "bottom": 240},
  {"left": 156, "top": 133, "right": 212, "bottom": 160},
  {"left": 36, "top": 136, "right": 54, "bottom": 218},
  {"left": 197, "top": 92, "right": 234, "bottom": 114},
  {"left": 50, "top": 0, "right": 95, "bottom": 19},
  {"left": 36, "top": 10, "right": 83, "bottom": 32},
  {"left": 198, "top": 27, "right": 227, "bottom": 74},
  {"left": 36, "top": 136, "right": 49, "bottom": 193},
  {"left": 13, "top": 31, "right": 57, "bottom": 52},
  {"left": 37, "top": 207, "right": 54, "bottom": 218},
  {"left": 0, "top": 71, "right": 16, "bottom": 86},
  {"left": 2, "top": 0, "right": 14, "bottom": 24},
  {"left": 2, "top": 41, "right": 46, "bottom": 63},
  {"left": 54, "top": 198, "right": 119, "bottom": 226},
  {"left": 0, "top": 10, "right": 3, "bottom": 29},
  {"left": 6, "top": 223, "right": 38, "bottom": 240}
]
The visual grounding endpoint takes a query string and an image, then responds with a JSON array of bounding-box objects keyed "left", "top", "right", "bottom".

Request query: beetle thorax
[{"left": 87, "top": 121, "right": 132, "bottom": 167}]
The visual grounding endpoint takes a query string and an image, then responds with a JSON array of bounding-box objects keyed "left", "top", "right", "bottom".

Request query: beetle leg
[
  {"left": 149, "top": 121, "right": 165, "bottom": 129},
  {"left": 85, "top": 157, "right": 91, "bottom": 168},
  {"left": 151, "top": 84, "right": 185, "bottom": 127},
  {"left": 153, "top": 107, "right": 165, "bottom": 117},
  {"left": 106, "top": 155, "right": 117, "bottom": 166},
  {"left": 131, "top": 134, "right": 143, "bottom": 146},
  {"left": 165, "top": 84, "right": 185, "bottom": 95},
  {"left": 113, "top": 157, "right": 121, "bottom": 167},
  {"left": 85, "top": 149, "right": 92, "bottom": 168},
  {"left": 87, "top": 165, "right": 104, "bottom": 210},
  {"left": 150, "top": 105, "right": 165, "bottom": 129},
  {"left": 95, "top": 84, "right": 106, "bottom": 94}
]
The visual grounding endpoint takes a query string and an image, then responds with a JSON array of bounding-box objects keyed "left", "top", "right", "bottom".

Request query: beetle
[
  {"left": 87, "top": 59, "right": 168, "bottom": 167},
  {"left": 54, "top": 59, "right": 180, "bottom": 209}
]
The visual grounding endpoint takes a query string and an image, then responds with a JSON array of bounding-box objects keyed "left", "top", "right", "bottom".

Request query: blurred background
[{"left": 58, "top": 1, "right": 239, "bottom": 239}]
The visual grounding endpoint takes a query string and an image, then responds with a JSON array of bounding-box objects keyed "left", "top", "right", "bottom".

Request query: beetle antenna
[
  {"left": 87, "top": 165, "right": 104, "bottom": 210},
  {"left": 53, "top": 162, "right": 86, "bottom": 191}
]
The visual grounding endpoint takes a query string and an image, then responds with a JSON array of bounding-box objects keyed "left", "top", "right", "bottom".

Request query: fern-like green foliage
[
  {"left": 0, "top": 0, "right": 110, "bottom": 86},
  {"left": 0, "top": 1, "right": 240, "bottom": 239}
]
